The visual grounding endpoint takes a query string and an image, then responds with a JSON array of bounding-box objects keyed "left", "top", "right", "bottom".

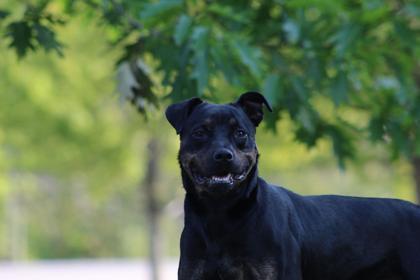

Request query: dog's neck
[{"left": 182, "top": 166, "right": 260, "bottom": 242}]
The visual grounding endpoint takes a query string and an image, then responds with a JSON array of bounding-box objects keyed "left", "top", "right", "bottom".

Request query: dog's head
[{"left": 166, "top": 92, "right": 272, "bottom": 196}]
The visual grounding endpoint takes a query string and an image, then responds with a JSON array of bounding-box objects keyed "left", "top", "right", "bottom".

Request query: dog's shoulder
[
  {"left": 257, "top": 177, "right": 305, "bottom": 208},
  {"left": 257, "top": 177, "right": 295, "bottom": 203}
]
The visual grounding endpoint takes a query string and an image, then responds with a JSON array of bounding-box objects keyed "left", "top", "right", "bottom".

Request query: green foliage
[
  {"left": 1, "top": 1, "right": 419, "bottom": 166},
  {"left": 3, "top": 2, "right": 64, "bottom": 58},
  {"left": 0, "top": 9, "right": 9, "bottom": 19},
  {"left": 6, "top": 21, "right": 34, "bottom": 57}
]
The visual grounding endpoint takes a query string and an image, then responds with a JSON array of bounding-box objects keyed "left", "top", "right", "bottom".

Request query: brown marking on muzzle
[
  {"left": 241, "top": 148, "right": 258, "bottom": 171},
  {"left": 179, "top": 152, "right": 197, "bottom": 170}
]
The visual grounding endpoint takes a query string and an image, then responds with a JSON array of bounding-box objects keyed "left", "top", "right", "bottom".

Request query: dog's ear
[
  {"left": 235, "top": 91, "right": 272, "bottom": 127},
  {"left": 165, "top": 97, "right": 203, "bottom": 134}
]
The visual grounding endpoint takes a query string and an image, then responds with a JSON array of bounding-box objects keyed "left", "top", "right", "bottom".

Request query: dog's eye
[
  {"left": 192, "top": 128, "right": 207, "bottom": 139},
  {"left": 234, "top": 129, "right": 247, "bottom": 138}
]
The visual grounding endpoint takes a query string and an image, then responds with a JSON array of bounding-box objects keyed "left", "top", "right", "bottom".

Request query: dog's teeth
[{"left": 211, "top": 174, "right": 232, "bottom": 183}]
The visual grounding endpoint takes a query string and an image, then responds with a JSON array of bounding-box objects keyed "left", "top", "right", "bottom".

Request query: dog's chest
[{"left": 187, "top": 256, "right": 277, "bottom": 280}]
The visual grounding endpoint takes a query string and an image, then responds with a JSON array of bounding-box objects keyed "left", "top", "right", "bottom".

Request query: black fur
[{"left": 166, "top": 92, "right": 420, "bottom": 280}]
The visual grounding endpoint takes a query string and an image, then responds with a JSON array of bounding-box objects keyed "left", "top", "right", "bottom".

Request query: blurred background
[{"left": 0, "top": 0, "right": 419, "bottom": 279}]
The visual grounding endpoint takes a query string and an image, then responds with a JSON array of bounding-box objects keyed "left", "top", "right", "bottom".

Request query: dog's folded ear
[
  {"left": 165, "top": 97, "right": 203, "bottom": 134},
  {"left": 235, "top": 91, "right": 272, "bottom": 127}
]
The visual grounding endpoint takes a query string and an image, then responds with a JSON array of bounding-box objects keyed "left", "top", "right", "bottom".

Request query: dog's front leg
[
  {"left": 278, "top": 269, "right": 303, "bottom": 280},
  {"left": 178, "top": 258, "right": 207, "bottom": 280}
]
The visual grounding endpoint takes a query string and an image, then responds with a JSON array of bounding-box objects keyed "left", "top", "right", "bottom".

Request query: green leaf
[
  {"left": 34, "top": 24, "right": 64, "bottom": 56},
  {"left": 140, "top": 0, "right": 182, "bottom": 22},
  {"left": 264, "top": 106, "right": 281, "bottom": 132},
  {"left": 395, "top": 83, "right": 408, "bottom": 105},
  {"left": 191, "top": 27, "right": 209, "bottom": 96},
  {"left": 207, "top": 3, "right": 247, "bottom": 23},
  {"left": 210, "top": 41, "right": 238, "bottom": 85},
  {"left": 174, "top": 14, "right": 192, "bottom": 46},
  {"left": 394, "top": 20, "right": 416, "bottom": 47},
  {"left": 361, "top": 0, "right": 389, "bottom": 23},
  {"left": 0, "top": 9, "right": 10, "bottom": 20},
  {"left": 306, "top": 57, "right": 323, "bottom": 86},
  {"left": 191, "top": 26, "right": 209, "bottom": 53},
  {"left": 291, "top": 76, "right": 308, "bottom": 100},
  {"left": 329, "top": 23, "right": 361, "bottom": 57},
  {"left": 415, "top": 117, "right": 420, "bottom": 156},
  {"left": 297, "top": 106, "right": 316, "bottom": 133},
  {"left": 368, "top": 117, "right": 385, "bottom": 142},
  {"left": 388, "top": 121, "right": 411, "bottom": 158},
  {"left": 6, "top": 21, "right": 35, "bottom": 58},
  {"left": 230, "top": 38, "right": 262, "bottom": 80},
  {"left": 362, "top": 0, "right": 383, "bottom": 10},
  {"left": 331, "top": 71, "right": 348, "bottom": 106},
  {"left": 262, "top": 74, "right": 281, "bottom": 106},
  {"left": 103, "top": 6, "right": 124, "bottom": 25},
  {"left": 126, "top": 59, "right": 158, "bottom": 111},
  {"left": 295, "top": 121, "right": 322, "bottom": 147},
  {"left": 325, "top": 125, "right": 354, "bottom": 169}
]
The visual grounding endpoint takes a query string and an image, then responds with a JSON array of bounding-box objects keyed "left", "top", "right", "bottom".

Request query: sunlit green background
[{"left": 0, "top": 0, "right": 418, "bottom": 262}]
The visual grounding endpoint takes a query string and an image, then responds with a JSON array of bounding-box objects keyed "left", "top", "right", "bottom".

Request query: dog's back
[{"left": 266, "top": 181, "right": 420, "bottom": 279}]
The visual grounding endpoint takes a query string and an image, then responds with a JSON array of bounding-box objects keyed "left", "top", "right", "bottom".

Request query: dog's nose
[{"left": 213, "top": 148, "right": 234, "bottom": 162}]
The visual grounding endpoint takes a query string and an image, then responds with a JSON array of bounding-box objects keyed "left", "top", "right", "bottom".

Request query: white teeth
[
  {"left": 194, "top": 172, "right": 247, "bottom": 184},
  {"left": 211, "top": 174, "right": 232, "bottom": 183}
]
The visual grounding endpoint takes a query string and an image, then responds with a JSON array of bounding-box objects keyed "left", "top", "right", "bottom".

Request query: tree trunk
[
  {"left": 5, "top": 174, "right": 27, "bottom": 260},
  {"left": 143, "top": 138, "right": 161, "bottom": 280},
  {"left": 412, "top": 67, "right": 420, "bottom": 204},
  {"left": 412, "top": 156, "right": 420, "bottom": 204}
]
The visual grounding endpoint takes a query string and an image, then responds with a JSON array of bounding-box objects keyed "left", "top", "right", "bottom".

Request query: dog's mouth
[{"left": 189, "top": 164, "right": 249, "bottom": 187}]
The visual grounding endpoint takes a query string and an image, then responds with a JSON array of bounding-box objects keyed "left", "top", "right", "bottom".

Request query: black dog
[{"left": 166, "top": 92, "right": 420, "bottom": 280}]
